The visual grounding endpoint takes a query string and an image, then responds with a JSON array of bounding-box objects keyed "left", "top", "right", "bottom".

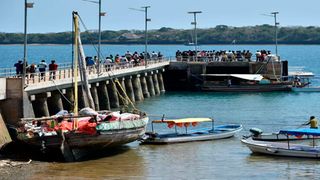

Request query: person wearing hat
[
  {"left": 49, "top": 60, "right": 58, "bottom": 80},
  {"left": 302, "top": 116, "right": 318, "bottom": 129}
]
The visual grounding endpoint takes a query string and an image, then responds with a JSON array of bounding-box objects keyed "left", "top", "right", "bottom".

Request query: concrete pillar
[
  {"left": 153, "top": 71, "right": 160, "bottom": 95},
  {"left": 32, "top": 92, "right": 50, "bottom": 117},
  {"left": 97, "top": 81, "right": 111, "bottom": 110},
  {"left": 132, "top": 74, "right": 144, "bottom": 101},
  {"left": 62, "top": 88, "right": 74, "bottom": 112},
  {"left": 125, "top": 76, "right": 135, "bottom": 103},
  {"left": 90, "top": 83, "right": 100, "bottom": 111},
  {"left": 117, "top": 78, "right": 128, "bottom": 105},
  {"left": 147, "top": 72, "right": 155, "bottom": 96},
  {"left": 158, "top": 71, "right": 166, "bottom": 93},
  {"left": 47, "top": 90, "right": 64, "bottom": 115},
  {"left": 79, "top": 86, "right": 89, "bottom": 109},
  {"left": 107, "top": 80, "right": 120, "bottom": 108},
  {"left": 140, "top": 73, "right": 150, "bottom": 98}
]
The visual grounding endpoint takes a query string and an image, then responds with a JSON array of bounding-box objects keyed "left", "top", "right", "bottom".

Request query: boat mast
[
  {"left": 73, "top": 12, "right": 79, "bottom": 116},
  {"left": 97, "top": 0, "right": 102, "bottom": 76}
]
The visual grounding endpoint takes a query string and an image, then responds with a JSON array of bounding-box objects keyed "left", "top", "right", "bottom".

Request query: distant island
[{"left": 1, "top": 24, "right": 319, "bottom": 45}]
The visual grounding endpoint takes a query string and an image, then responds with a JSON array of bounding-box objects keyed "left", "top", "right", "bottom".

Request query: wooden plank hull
[
  {"left": 142, "top": 124, "right": 242, "bottom": 144},
  {"left": 241, "top": 138, "right": 320, "bottom": 158},
  {"left": 17, "top": 117, "right": 148, "bottom": 161}
]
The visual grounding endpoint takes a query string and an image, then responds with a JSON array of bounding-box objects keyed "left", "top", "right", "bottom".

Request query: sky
[{"left": 0, "top": 0, "right": 319, "bottom": 33}]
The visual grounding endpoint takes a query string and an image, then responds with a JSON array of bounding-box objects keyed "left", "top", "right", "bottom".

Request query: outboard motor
[{"left": 249, "top": 128, "right": 263, "bottom": 137}]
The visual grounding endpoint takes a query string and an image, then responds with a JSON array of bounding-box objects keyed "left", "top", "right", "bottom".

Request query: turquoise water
[{"left": 1, "top": 45, "right": 320, "bottom": 179}]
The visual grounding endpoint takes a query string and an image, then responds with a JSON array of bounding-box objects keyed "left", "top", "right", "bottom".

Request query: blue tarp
[{"left": 279, "top": 128, "right": 320, "bottom": 136}]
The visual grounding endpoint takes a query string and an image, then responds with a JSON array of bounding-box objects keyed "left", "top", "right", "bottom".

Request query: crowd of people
[
  {"left": 14, "top": 59, "right": 58, "bottom": 80},
  {"left": 176, "top": 49, "right": 277, "bottom": 62},
  {"left": 13, "top": 51, "right": 164, "bottom": 79},
  {"left": 85, "top": 51, "right": 163, "bottom": 71}
]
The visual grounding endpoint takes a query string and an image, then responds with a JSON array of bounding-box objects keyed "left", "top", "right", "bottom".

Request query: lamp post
[
  {"left": 82, "top": 0, "right": 105, "bottom": 76},
  {"left": 97, "top": 0, "right": 106, "bottom": 76},
  {"left": 188, "top": 11, "right": 202, "bottom": 61},
  {"left": 271, "top": 12, "right": 279, "bottom": 57},
  {"left": 23, "top": 0, "right": 34, "bottom": 87},
  {"left": 142, "top": 6, "right": 151, "bottom": 67},
  {"left": 129, "top": 6, "right": 151, "bottom": 67}
]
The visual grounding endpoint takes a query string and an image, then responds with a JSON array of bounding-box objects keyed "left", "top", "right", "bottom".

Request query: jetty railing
[{"left": 2, "top": 58, "right": 172, "bottom": 85}]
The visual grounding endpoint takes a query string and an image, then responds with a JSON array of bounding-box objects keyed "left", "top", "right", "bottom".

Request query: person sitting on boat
[{"left": 302, "top": 116, "right": 318, "bottom": 129}]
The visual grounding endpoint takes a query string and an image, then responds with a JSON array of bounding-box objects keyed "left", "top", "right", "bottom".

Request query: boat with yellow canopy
[{"left": 141, "top": 117, "right": 242, "bottom": 144}]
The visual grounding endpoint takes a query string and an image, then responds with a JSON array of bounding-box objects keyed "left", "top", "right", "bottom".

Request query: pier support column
[
  {"left": 90, "top": 83, "right": 100, "bottom": 111},
  {"left": 79, "top": 86, "right": 90, "bottom": 109},
  {"left": 147, "top": 72, "right": 155, "bottom": 96},
  {"left": 62, "top": 88, "right": 74, "bottom": 112},
  {"left": 140, "top": 73, "right": 150, "bottom": 98},
  {"left": 158, "top": 71, "right": 166, "bottom": 93},
  {"left": 47, "top": 90, "right": 64, "bottom": 115},
  {"left": 117, "top": 78, "right": 128, "bottom": 105},
  {"left": 125, "top": 76, "right": 135, "bottom": 103},
  {"left": 107, "top": 80, "right": 120, "bottom": 108},
  {"left": 97, "top": 81, "right": 111, "bottom": 110},
  {"left": 132, "top": 74, "right": 144, "bottom": 101},
  {"left": 32, "top": 92, "right": 50, "bottom": 117},
  {"left": 153, "top": 71, "right": 160, "bottom": 95}
]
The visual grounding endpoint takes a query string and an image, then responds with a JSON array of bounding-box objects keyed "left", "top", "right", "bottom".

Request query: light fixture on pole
[
  {"left": 23, "top": 0, "right": 34, "bottom": 87},
  {"left": 188, "top": 11, "right": 202, "bottom": 61},
  {"left": 82, "top": 0, "right": 106, "bottom": 76},
  {"left": 142, "top": 6, "right": 151, "bottom": 67},
  {"left": 271, "top": 12, "right": 279, "bottom": 57},
  {"left": 129, "top": 6, "right": 151, "bottom": 67}
]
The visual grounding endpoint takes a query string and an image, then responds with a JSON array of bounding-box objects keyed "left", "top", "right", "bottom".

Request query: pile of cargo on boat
[{"left": 18, "top": 107, "right": 147, "bottom": 139}]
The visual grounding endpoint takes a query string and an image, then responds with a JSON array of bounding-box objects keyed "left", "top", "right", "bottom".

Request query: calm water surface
[{"left": 1, "top": 45, "right": 320, "bottom": 179}]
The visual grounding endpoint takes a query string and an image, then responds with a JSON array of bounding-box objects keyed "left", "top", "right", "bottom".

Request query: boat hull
[
  {"left": 142, "top": 124, "right": 242, "bottom": 144},
  {"left": 241, "top": 138, "right": 320, "bottom": 158},
  {"left": 17, "top": 117, "right": 148, "bottom": 161}
]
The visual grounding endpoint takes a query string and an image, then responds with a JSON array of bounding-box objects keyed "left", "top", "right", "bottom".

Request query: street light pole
[
  {"left": 188, "top": 11, "right": 202, "bottom": 61},
  {"left": 142, "top": 6, "right": 151, "bottom": 67},
  {"left": 271, "top": 12, "right": 279, "bottom": 57},
  {"left": 23, "top": 0, "right": 34, "bottom": 87}
]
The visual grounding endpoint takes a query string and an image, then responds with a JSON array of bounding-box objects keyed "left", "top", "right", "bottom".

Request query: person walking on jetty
[
  {"left": 38, "top": 60, "right": 47, "bottom": 80},
  {"left": 49, "top": 60, "right": 58, "bottom": 80},
  {"left": 302, "top": 116, "right": 318, "bottom": 129}
]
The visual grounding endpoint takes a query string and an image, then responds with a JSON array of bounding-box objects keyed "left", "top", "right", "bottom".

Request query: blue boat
[{"left": 141, "top": 118, "right": 242, "bottom": 144}]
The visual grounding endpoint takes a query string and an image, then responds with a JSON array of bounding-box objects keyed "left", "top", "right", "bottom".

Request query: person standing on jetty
[
  {"left": 14, "top": 60, "right": 23, "bottom": 76},
  {"left": 49, "top": 60, "right": 58, "bottom": 80},
  {"left": 38, "top": 60, "right": 47, "bottom": 80},
  {"left": 302, "top": 116, "right": 318, "bottom": 129}
]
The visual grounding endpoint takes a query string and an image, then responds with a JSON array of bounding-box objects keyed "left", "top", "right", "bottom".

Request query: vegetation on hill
[{"left": 0, "top": 25, "right": 320, "bottom": 44}]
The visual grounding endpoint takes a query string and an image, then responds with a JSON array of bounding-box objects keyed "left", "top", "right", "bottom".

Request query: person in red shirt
[{"left": 49, "top": 60, "right": 58, "bottom": 80}]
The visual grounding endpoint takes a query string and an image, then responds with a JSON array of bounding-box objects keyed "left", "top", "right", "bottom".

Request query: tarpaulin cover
[{"left": 279, "top": 128, "right": 320, "bottom": 136}]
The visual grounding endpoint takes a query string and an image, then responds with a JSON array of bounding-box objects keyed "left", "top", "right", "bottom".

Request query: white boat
[
  {"left": 141, "top": 118, "right": 242, "bottom": 144},
  {"left": 242, "top": 128, "right": 320, "bottom": 158}
]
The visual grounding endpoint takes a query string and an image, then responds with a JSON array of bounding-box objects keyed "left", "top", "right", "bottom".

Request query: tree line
[{"left": 1, "top": 25, "right": 320, "bottom": 44}]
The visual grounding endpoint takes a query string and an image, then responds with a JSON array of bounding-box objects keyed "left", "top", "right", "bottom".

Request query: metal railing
[{"left": 3, "top": 58, "right": 171, "bottom": 85}]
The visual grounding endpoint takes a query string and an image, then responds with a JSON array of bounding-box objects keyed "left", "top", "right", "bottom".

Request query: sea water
[{"left": 1, "top": 44, "right": 320, "bottom": 179}]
